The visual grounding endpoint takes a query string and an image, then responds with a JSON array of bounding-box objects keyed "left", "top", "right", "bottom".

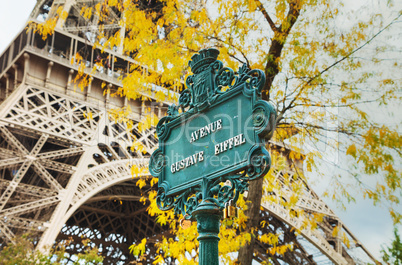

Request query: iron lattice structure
[{"left": 0, "top": 1, "right": 376, "bottom": 264}]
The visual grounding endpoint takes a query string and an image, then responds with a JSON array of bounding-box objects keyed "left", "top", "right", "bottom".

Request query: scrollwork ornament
[
  {"left": 215, "top": 67, "right": 235, "bottom": 92},
  {"left": 157, "top": 185, "right": 174, "bottom": 211},
  {"left": 168, "top": 187, "right": 202, "bottom": 217},
  {"left": 238, "top": 63, "right": 250, "bottom": 76},
  {"left": 156, "top": 117, "right": 168, "bottom": 139},
  {"left": 178, "top": 89, "right": 192, "bottom": 109},
  {"left": 156, "top": 172, "right": 253, "bottom": 218},
  {"left": 182, "top": 194, "right": 200, "bottom": 215},
  {"left": 252, "top": 100, "right": 277, "bottom": 137},
  {"left": 243, "top": 69, "right": 265, "bottom": 94},
  {"left": 149, "top": 149, "right": 165, "bottom": 177},
  {"left": 246, "top": 146, "right": 271, "bottom": 181},
  {"left": 185, "top": 75, "right": 194, "bottom": 91},
  {"left": 253, "top": 107, "right": 266, "bottom": 129},
  {"left": 215, "top": 174, "right": 249, "bottom": 205},
  {"left": 211, "top": 60, "right": 223, "bottom": 73},
  {"left": 167, "top": 104, "right": 179, "bottom": 117}
]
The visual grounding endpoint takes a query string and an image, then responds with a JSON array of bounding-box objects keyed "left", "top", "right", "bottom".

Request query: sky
[
  {"left": 0, "top": 0, "right": 399, "bottom": 263},
  {"left": 0, "top": 1, "right": 36, "bottom": 54}
]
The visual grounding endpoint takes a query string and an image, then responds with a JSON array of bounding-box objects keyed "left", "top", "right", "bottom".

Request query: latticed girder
[
  {"left": 30, "top": 0, "right": 124, "bottom": 52},
  {"left": 0, "top": 148, "right": 19, "bottom": 159},
  {"left": 0, "top": 126, "right": 31, "bottom": 154},
  {"left": 0, "top": 129, "right": 49, "bottom": 211},
  {"left": 0, "top": 67, "right": 160, "bottom": 250},
  {"left": 39, "top": 159, "right": 75, "bottom": 174},
  {"left": 276, "top": 169, "right": 375, "bottom": 263},
  {"left": 1, "top": 85, "right": 158, "bottom": 157},
  {"left": 0, "top": 179, "right": 56, "bottom": 198},
  {"left": 261, "top": 170, "right": 356, "bottom": 265},
  {"left": 3, "top": 216, "right": 46, "bottom": 233},
  {"left": 268, "top": 169, "right": 336, "bottom": 217},
  {"left": 3, "top": 86, "right": 105, "bottom": 145},
  {"left": 54, "top": 181, "right": 165, "bottom": 265},
  {"left": 0, "top": 196, "right": 60, "bottom": 217},
  {"left": 0, "top": 157, "right": 25, "bottom": 169},
  {"left": 0, "top": 220, "right": 16, "bottom": 245},
  {"left": 35, "top": 147, "right": 85, "bottom": 160},
  {"left": 254, "top": 211, "right": 318, "bottom": 265},
  {"left": 31, "top": 161, "right": 64, "bottom": 191}
]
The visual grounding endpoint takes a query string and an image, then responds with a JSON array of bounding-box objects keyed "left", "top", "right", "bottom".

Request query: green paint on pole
[{"left": 193, "top": 201, "right": 221, "bottom": 265}]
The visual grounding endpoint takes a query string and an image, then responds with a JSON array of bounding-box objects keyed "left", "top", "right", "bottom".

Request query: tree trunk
[
  {"left": 238, "top": 3, "right": 301, "bottom": 263},
  {"left": 237, "top": 177, "right": 264, "bottom": 264}
]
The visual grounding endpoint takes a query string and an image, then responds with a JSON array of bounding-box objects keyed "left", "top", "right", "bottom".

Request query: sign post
[{"left": 149, "top": 48, "right": 276, "bottom": 264}]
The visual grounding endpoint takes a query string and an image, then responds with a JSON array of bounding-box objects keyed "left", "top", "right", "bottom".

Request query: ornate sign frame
[{"left": 149, "top": 48, "right": 276, "bottom": 218}]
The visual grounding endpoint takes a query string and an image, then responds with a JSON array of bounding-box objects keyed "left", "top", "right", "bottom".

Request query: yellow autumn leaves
[
  {"left": 32, "top": 0, "right": 402, "bottom": 262},
  {"left": 28, "top": 6, "right": 68, "bottom": 40}
]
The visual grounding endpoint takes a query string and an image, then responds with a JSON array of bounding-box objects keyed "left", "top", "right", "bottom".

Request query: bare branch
[
  {"left": 228, "top": 53, "right": 247, "bottom": 65},
  {"left": 309, "top": 13, "right": 401, "bottom": 85},
  {"left": 207, "top": 35, "right": 250, "bottom": 66},
  {"left": 255, "top": 0, "right": 278, "bottom": 32},
  {"left": 283, "top": 13, "right": 402, "bottom": 114}
]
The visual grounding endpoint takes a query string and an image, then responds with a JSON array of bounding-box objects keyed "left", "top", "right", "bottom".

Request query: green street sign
[{"left": 149, "top": 48, "right": 276, "bottom": 216}]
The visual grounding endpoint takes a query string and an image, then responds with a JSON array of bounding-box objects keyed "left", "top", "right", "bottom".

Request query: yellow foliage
[
  {"left": 131, "top": 164, "right": 147, "bottom": 178},
  {"left": 82, "top": 111, "right": 93, "bottom": 120},
  {"left": 136, "top": 178, "right": 147, "bottom": 189},
  {"left": 32, "top": 0, "right": 402, "bottom": 260},
  {"left": 138, "top": 113, "right": 159, "bottom": 133},
  {"left": 129, "top": 238, "right": 147, "bottom": 257},
  {"left": 28, "top": 6, "right": 67, "bottom": 40}
]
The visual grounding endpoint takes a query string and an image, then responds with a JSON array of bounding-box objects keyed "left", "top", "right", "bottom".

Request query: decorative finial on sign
[
  {"left": 163, "top": 47, "right": 268, "bottom": 121},
  {"left": 188, "top": 48, "right": 219, "bottom": 74}
]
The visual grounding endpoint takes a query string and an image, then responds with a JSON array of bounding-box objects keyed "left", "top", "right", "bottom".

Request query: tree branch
[
  {"left": 207, "top": 35, "right": 250, "bottom": 66},
  {"left": 283, "top": 13, "right": 402, "bottom": 115},
  {"left": 255, "top": 0, "right": 278, "bottom": 32},
  {"left": 307, "top": 13, "right": 401, "bottom": 86},
  {"left": 263, "top": 0, "right": 301, "bottom": 99}
]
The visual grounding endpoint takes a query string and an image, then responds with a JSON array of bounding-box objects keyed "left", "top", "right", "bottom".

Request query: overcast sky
[
  {"left": 0, "top": 0, "right": 399, "bottom": 262},
  {"left": 0, "top": 1, "right": 35, "bottom": 53}
]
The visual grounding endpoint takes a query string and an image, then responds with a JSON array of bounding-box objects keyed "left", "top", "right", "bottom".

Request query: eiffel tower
[{"left": 0, "top": 1, "right": 377, "bottom": 264}]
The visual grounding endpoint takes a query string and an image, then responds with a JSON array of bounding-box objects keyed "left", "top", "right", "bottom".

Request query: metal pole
[{"left": 193, "top": 201, "right": 221, "bottom": 265}]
